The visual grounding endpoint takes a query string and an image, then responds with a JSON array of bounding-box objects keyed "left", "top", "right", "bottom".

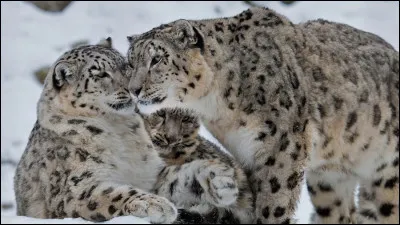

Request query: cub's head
[
  {"left": 142, "top": 108, "right": 200, "bottom": 159},
  {"left": 126, "top": 20, "right": 214, "bottom": 115},
  {"left": 41, "top": 38, "right": 135, "bottom": 117}
]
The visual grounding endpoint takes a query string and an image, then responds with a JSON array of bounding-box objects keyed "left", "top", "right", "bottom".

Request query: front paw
[
  {"left": 127, "top": 195, "right": 178, "bottom": 224},
  {"left": 198, "top": 162, "right": 239, "bottom": 207}
]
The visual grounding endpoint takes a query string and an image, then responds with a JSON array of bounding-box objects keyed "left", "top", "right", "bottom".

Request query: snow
[{"left": 1, "top": 1, "right": 398, "bottom": 224}]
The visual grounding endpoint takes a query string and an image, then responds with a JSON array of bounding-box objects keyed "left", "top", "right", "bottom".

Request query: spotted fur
[
  {"left": 143, "top": 108, "right": 254, "bottom": 223},
  {"left": 14, "top": 40, "right": 178, "bottom": 223},
  {"left": 126, "top": 7, "right": 399, "bottom": 224}
]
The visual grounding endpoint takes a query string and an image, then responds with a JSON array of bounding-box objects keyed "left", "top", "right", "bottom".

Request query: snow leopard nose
[{"left": 133, "top": 87, "right": 142, "bottom": 97}]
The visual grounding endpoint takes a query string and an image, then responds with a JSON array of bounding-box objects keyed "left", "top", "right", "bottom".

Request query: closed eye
[
  {"left": 152, "top": 134, "right": 168, "bottom": 147},
  {"left": 97, "top": 71, "right": 111, "bottom": 78},
  {"left": 150, "top": 55, "right": 162, "bottom": 68}
]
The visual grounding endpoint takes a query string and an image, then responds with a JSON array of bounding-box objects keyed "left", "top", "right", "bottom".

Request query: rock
[
  {"left": 34, "top": 66, "right": 51, "bottom": 85},
  {"left": 25, "top": 1, "right": 72, "bottom": 12}
]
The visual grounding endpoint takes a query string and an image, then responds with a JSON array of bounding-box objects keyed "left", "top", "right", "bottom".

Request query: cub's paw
[
  {"left": 198, "top": 161, "right": 239, "bottom": 207},
  {"left": 126, "top": 194, "right": 178, "bottom": 224}
]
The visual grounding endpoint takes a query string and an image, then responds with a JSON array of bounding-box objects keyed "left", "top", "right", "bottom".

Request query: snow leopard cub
[{"left": 142, "top": 108, "right": 254, "bottom": 224}]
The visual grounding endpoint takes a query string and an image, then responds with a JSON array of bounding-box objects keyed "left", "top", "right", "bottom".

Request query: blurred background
[{"left": 1, "top": 1, "right": 399, "bottom": 223}]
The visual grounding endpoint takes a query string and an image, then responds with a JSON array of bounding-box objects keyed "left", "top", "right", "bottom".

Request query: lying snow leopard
[
  {"left": 13, "top": 39, "right": 178, "bottom": 223},
  {"left": 126, "top": 7, "right": 399, "bottom": 224},
  {"left": 142, "top": 108, "right": 254, "bottom": 224}
]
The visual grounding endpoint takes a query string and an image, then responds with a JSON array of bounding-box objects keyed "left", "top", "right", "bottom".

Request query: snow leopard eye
[
  {"left": 156, "top": 109, "right": 166, "bottom": 118},
  {"left": 97, "top": 71, "right": 111, "bottom": 78},
  {"left": 182, "top": 115, "right": 192, "bottom": 123},
  {"left": 150, "top": 55, "right": 162, "bottom": 68}
]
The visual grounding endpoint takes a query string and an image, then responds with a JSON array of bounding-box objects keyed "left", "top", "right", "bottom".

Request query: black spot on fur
[
  {"left": 333, "top": 97, "right": 344, "bottom": 110},
  {"left": 307, "top": 184, "right": 316, "bottom": 196},
  {"left": 62, "top": 130, "right": 78, "bottom": 136},
  {"left": 68, "top": 119, "right": 86, "bottom": 124},
  {"left": 393, "top": 157, "right": 399, "bottom": 167},
  {"left": 256, "top": 132, "right": 266, "bottom": 141},
  {"left": 274, "top": 207, "right": 285, "bottom": 218},
  {"left": 72, "top": 211, "right": 80, "bottom": 218},
  {"left": 87, "top": 201, "right": 98, "bottom": 211},
  {"left": 84, "top": 79, "right": 89, "bottom": 90},
  {"left": 269, "top": 177, "right": 281, "bottom": 193},
  {"left": 317, "top": 104, "right": 326, "bottom": 118},
  {"left": 86, "top": 185, "right": 97, "bottom": 199},
  {"left": 384, "top": 176, "right": 398, "bottom": 189},
  {"left": 380, "top": 120, "right": 390, "bottom": 134},
  {"left": 265, "top": 120, "right": 277, "bottom": 136},
  {"left": 86, "top": 126, "right": 103, "bottom": 135},
  {"left": 334, "top": 199, "right": 342, "bottom": 206},
  {"left": 338, "top": 216, "right": 347, "bottom": 223},
  {"left": 111, "top": 194, "right": 123, "bottom": 202},
  {"left": 189, "top": 82, "right": 196, "bottom": 89},
  {"left": 108, "top": 205, "right": 117, "bottom": 215},
  {"left": 50, "top": 184, "right": 60, "bottom": 197},
  {"left": 373, "top": 178, "right": 383, "bottom": 187},
  {"left": 379, "top": 203, "right": 394, "bottom": 217},
  {"left": 373, "top": 105, "right": 381, "bottom": 127},
  {"left": 170, "top": 179, "right": 178, "bottom": 197},
  {"left": 90, "top": 213, "right": 107, "bottom": 222},
  {"left": 265, "top": 156, "right": 276, "bottom": 166},
  {"left": 287, "top": 172, "right": 300, "bottom": 190},
  {"left": 129, "top": 189, "right": 138, "bottom": 196},
  {"left": 316, "top": 207, "right": 331, "bottom": 217},
  {"left": 279, "top": 132, "right": 290, "bottom": 151},
  {"left": 262, "top": 206, "right": 270, "bottom": 219},
  {"left": 191, "top": 178, "right": 203, "bottom": 196},
  {"left": 376, "top": 163, "right": 387, "bottom": 172},
  {"left": 346, "top": 112, "right": 357, "bottom": 130},
  {"left": 290, "top": 152, "right": 299, "bottom": 161},
  {"left": 279, "top": 91, "right": 293, "bottom": 110},
  {"left": 76, "top": 148, "right": 89, "bottom": 162},
  {"left": 102, "top": 187, "right": 114, "bottom": 195},
  {"left": 243, "top": 103, "right": 255, "bottom": 115},
  {"left": 214, "top": 22, "right": 224, "bottom": 32},
  {"left": 318, "top": 182, "right": 333, "bottom": 192}
]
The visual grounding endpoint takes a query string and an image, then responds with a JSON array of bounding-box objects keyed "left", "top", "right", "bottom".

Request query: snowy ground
[{"left": 1, "top": 1, "right": 398, "bottom": 224}]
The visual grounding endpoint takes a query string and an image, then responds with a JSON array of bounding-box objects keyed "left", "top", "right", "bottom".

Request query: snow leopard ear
[
  {"left": 52, "top": 61, "right": 77, "bottom": 91},
  {"left": 96, "top": 37, "right": 113, "bottom": 48},
  {"left": 127, "top": 34, "right": 140, "bottom": 45},
  {"left": 170, "top": 19, "right": 204, "bottom": 54}
]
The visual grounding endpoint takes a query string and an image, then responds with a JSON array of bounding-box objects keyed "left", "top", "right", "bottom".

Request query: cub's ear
[
  {"left": 127, "top": 34, "right": 140, "bottom": 45},
  {"left": 52, "top": 61, "right": 77, "bottom": 90},
  {"left": 96, "top": 37, "right": 113, "bottom": 48},
  {"left": 171, "top": 19, "right": 204, "bottom": 54}
]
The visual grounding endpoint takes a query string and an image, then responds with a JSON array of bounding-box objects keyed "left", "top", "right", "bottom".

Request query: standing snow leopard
[
  {"left": 13, "top": 39, "right": 178, "bottom": 223},
  {"left": 126, "top": 7, "right": 399, "bottom": 224},
  {"left": 142, "top": 108, "right": 254, "bottom": 224}
]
